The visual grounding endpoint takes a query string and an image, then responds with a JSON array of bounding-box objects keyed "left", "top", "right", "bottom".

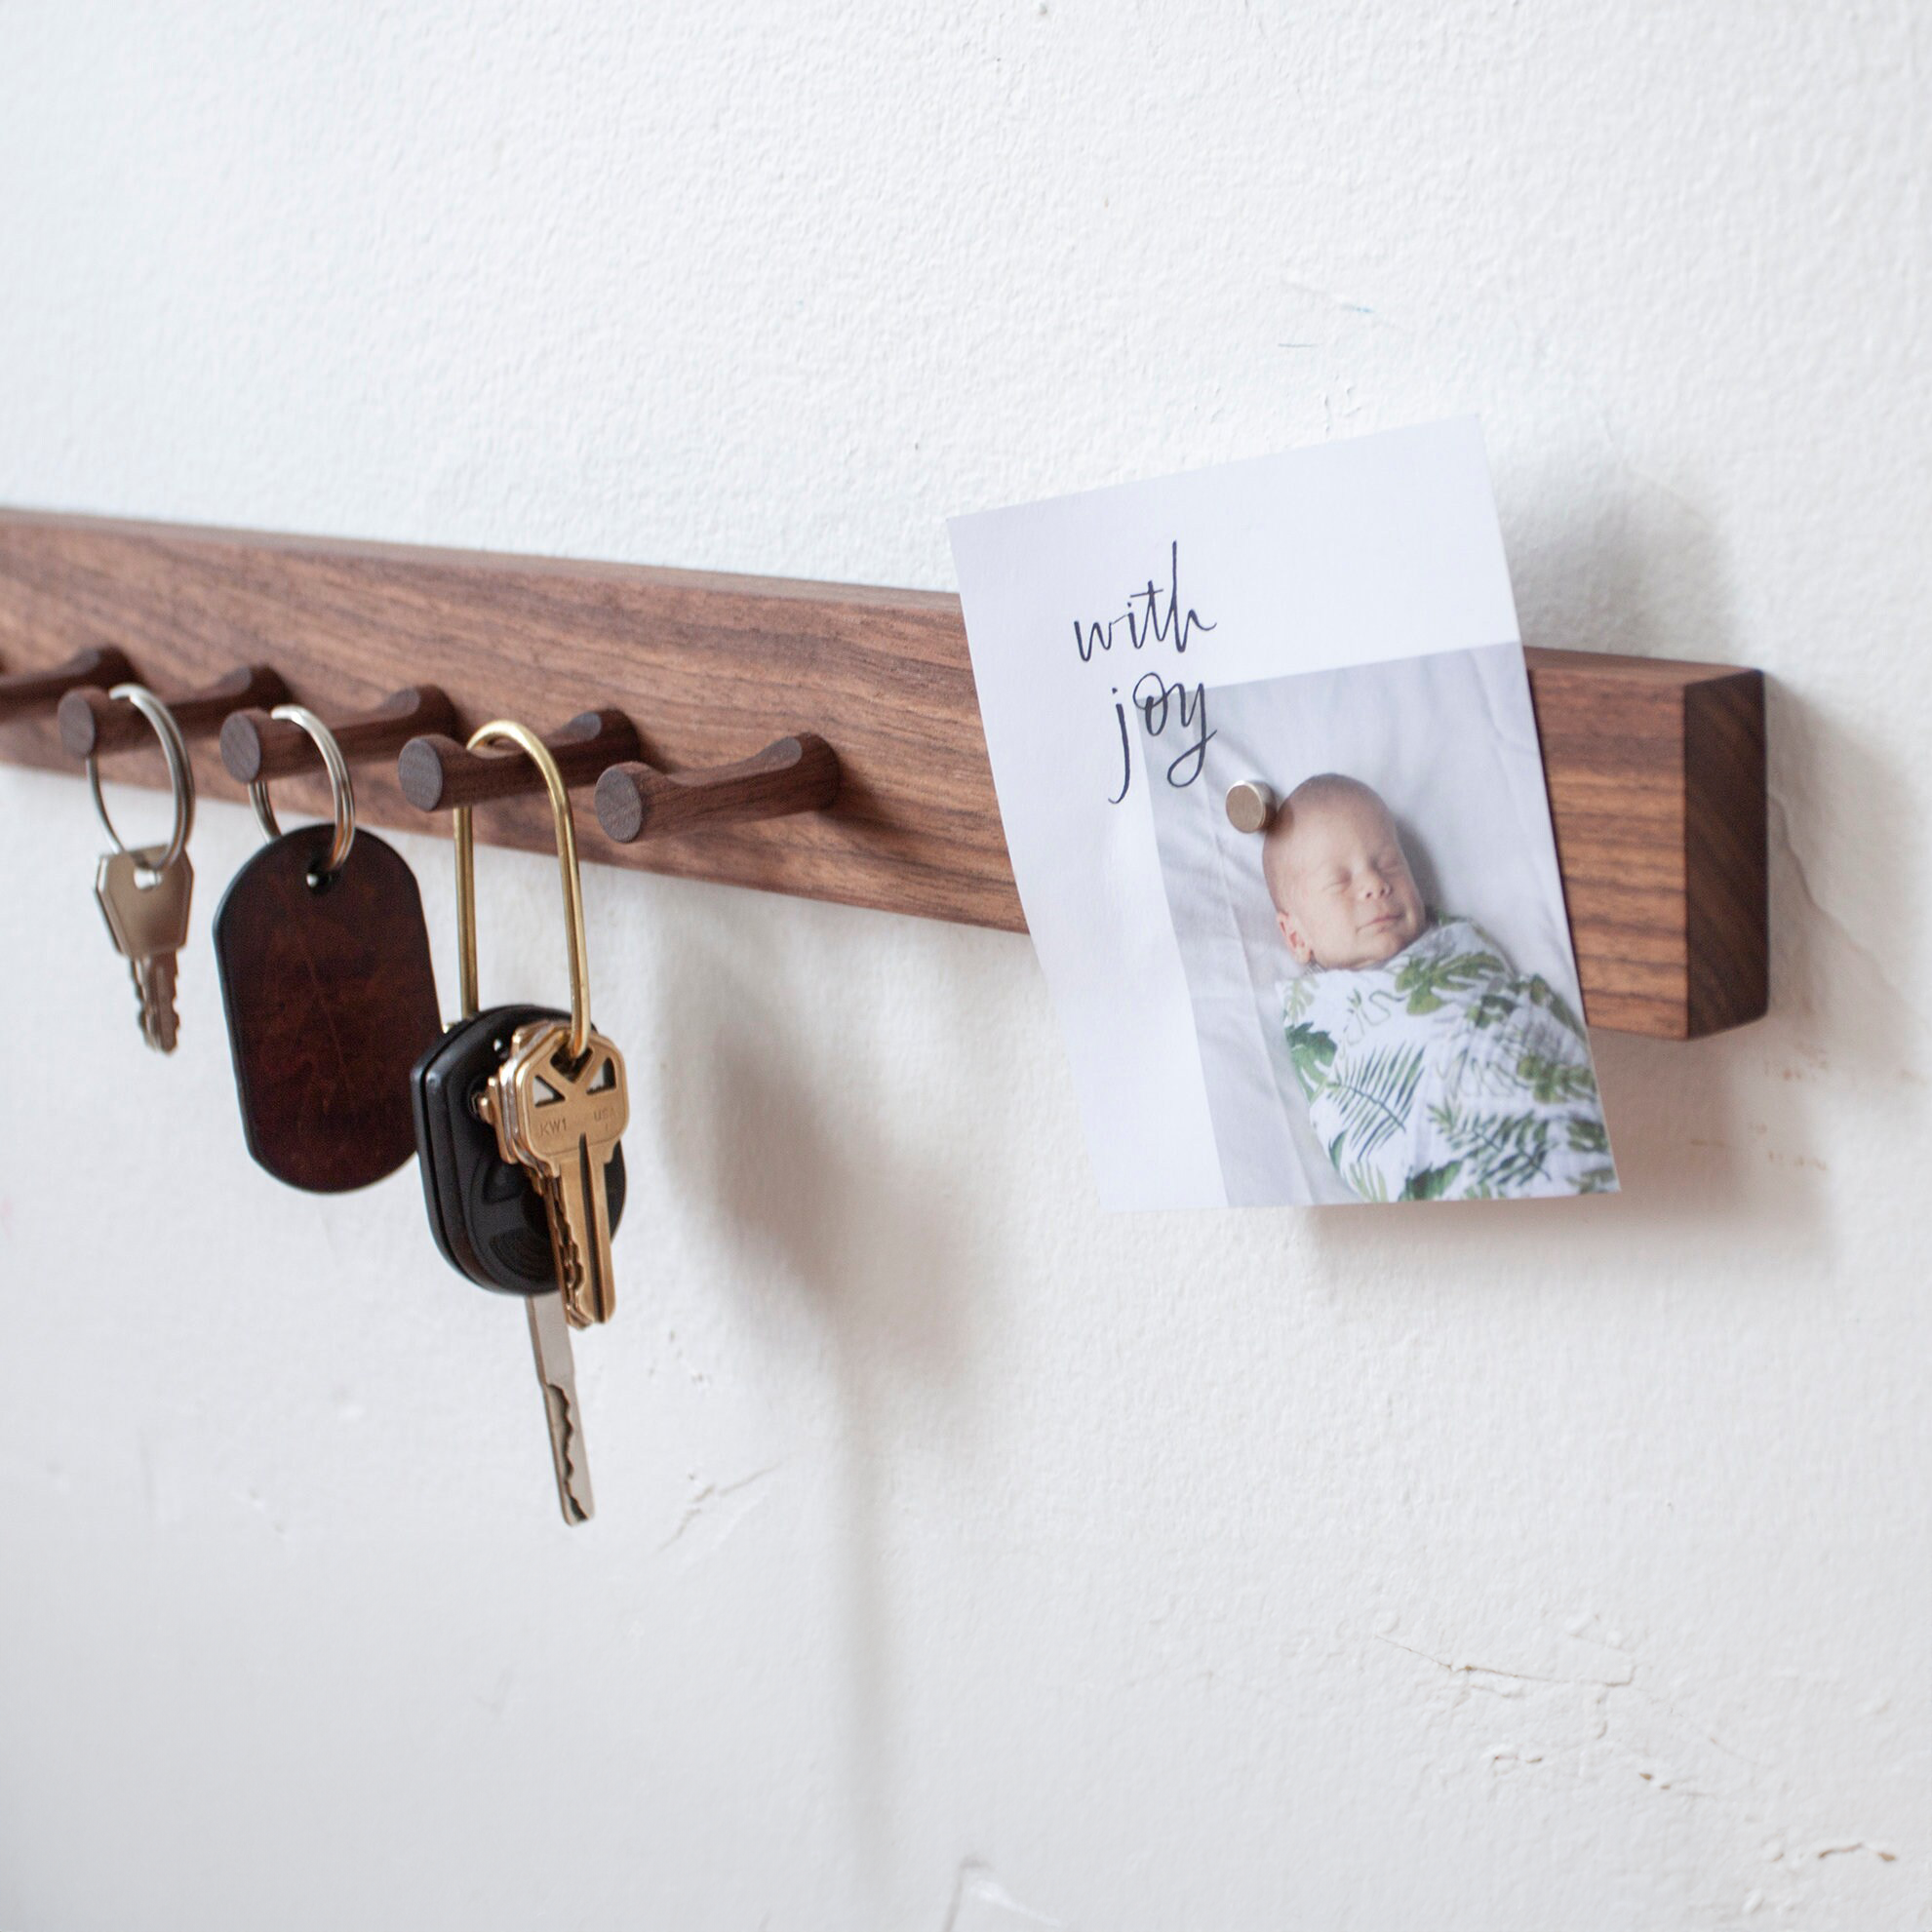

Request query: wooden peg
[
  {"left": 396, "top": 707, "right": 640, "bottom": 812},
  {"left": 59, "top": 663, "right": 289, "bottom": 760},
  {"left": 594, "top": 733, "right": 841, "bottom": 845},
  {"left": 0, "top": 646, "right": 137, "bottom": 724},
  {"left": 219, "top": 685, "right": 458, "bottom": 785}
]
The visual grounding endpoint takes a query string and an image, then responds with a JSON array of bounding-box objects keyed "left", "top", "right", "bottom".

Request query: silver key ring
[
  {"left": 86, "top": 684, "right": 196, "bottom": 875},
  {"left": 249, "top": 704, "right": 356, "bottom": 879}
]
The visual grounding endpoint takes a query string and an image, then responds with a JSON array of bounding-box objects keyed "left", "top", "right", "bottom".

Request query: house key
[
  {"left": 479, "top": 1018, "right": 629, "bottom": 1328},
  {"left": 85, "top": 683, "right": 196, "bottom": 1054},
  {"left": 96, "top": 845, "right": 193, "bottom": 1051}
]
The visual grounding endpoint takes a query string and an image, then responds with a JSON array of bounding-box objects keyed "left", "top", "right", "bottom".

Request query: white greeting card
[{"left": 949, "top": 418, "right": 1616, "bottom": 1208}]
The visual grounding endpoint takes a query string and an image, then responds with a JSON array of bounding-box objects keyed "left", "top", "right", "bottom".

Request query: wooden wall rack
[{"left": 0, "top": 508, "right": 1767, "bottom": 1041}]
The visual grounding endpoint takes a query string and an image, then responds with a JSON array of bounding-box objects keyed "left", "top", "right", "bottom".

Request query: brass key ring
[
  {"left": 248, "top": 704, "right": 356, "bottom": 878},
  {"left": 453, "top": 720, "right": 592, "bottom": 1061},
  {"left": 85, "top": 683, "right": 195, "bottom": 874}
]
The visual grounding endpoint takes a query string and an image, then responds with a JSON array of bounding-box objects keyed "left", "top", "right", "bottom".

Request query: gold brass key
[{"left": 482, "top": 1020, "right": 628, "bottom": 1327}]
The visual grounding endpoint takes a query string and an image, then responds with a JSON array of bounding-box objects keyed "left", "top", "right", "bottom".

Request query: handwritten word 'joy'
[{"left": 1070, "top": 541, "right": 1218, "bottom": 805}]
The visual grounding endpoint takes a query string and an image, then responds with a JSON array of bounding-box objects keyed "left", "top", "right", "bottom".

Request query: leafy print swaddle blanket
[{"left": 1282, "top": 916, "right": 1615, "bottom": 1202}]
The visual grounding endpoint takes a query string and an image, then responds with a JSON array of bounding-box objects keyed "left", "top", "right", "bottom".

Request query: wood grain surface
[
  {"left": 59, "top": 662, "right": 288, "bottom": 758},
  {"left": 219, "top": 685, "right": 457, "bottom": 785},
  {"left": 595, "top": 733, "right": 842, "bottom": 843},
  {"left": 0, "top": 644, "right": 134, "bottom": 722},
  {"left": 1524, "top": 650, "right": 1766, "bottom": 1037},
  {"left": 0, "top": 507, "right": 1767, "bottom": 1039},
  {"left": 395, "top": 707, "right": 640, "bottom": 811}
]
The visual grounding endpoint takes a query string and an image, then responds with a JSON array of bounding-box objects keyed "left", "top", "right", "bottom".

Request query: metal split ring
[
  {"left": 249, "top": 704, "right": 356, "bottom": 878},
  {"left": 85, "top": 683, "right": 195, "bottom": 874}
]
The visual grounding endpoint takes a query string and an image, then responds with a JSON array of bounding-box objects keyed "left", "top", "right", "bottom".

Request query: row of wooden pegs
[
  {"left": 0, "top": 644, "right": 842, "bottom": 840},
  {"left": 1, "top": 644, "right": 848, "bottom": 1528}
]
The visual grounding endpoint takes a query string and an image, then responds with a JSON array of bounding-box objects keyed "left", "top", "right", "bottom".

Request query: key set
[
  {"left": 4, "top": 650, "right": 841, "bottom": 1526},
  {"left": 414, "top": 723, "right": 632, "bottom": 1521}
]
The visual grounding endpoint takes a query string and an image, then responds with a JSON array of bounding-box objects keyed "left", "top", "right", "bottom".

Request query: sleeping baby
[{"left": 1264, "top": 773, "right": 1614, "bottom": 1202}]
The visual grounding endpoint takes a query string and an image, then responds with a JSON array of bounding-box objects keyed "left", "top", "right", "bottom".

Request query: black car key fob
[{"left": 411, "top": 1003, "right": 628, "bottom": 1295}]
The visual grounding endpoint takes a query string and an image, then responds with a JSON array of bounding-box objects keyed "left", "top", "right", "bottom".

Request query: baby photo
[
  {"left": 951, "top": 418, "right": 1601, "bottom": 1209},
  {"left": 1145, "top": 645, "right": 1617, "bottom": 1205}
]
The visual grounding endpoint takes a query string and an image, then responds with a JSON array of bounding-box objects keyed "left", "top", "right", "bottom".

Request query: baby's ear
[{"left": 1278, "top": 907, "right": 1314, "bottom": 966}]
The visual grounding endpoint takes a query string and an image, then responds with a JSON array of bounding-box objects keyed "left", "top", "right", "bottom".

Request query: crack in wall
[
  {"left": 1768, "top": 791, "right": 1912, "bottom": 1023},
  {"left": 1371, "top": 1621, "right": 1907, "bottom": 1918},
  {"left": 941, "top": 1858, "right": 1063, "bottom": 1932},
  {"left": 654, "top": 1460, "right": 784, "bottom": 1555},
  {"left": 1375, "top": 1633, "right": 1635, "bottom": 1692}
]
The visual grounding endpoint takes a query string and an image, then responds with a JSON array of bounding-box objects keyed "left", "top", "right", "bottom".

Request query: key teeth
[
  {"left": 544, "top": 1383, "right": 594, "bottom": 1524},
  {"left": 558, "top": 1222, "right": 613, "bottom": 1329},
  {"left": 498, "top": 1022, "right": 623, "bottom": 1327},
  {"left": 528, "top": 1297, "right": 596, "bottom": 1525},
  {"left": 129, "top": 959, "right": 180, "bottom": 1054},
  {"left": 565, "top": 1208, "right": 616, "bottom": 1326},
  {"left": 541, "top": 1176, "right": 590, "bottom": 1315}
]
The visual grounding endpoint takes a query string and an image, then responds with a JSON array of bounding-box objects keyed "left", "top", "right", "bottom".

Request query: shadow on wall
[
  {"left": 650, "top": 956, "right": 972, "bottom": 1383},
  {"left": 646, "top": 913, "right": 979, "bottom": 1879}
]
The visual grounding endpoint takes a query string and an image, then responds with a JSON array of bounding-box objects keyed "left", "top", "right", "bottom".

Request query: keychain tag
[
  {"left": 215, "top": 822, "right": 443, "bottom": 1191},
  {"left": 214, "top": 705, "right": 443, "bottom": 1193}
]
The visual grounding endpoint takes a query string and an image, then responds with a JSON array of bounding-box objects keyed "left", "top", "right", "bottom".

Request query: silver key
[
  {"left": 527, "top": 1289, "right": 594, "bottom": 1524},
  {"left": 95, "top": 845, "right": 193, "bottom": 1052}
]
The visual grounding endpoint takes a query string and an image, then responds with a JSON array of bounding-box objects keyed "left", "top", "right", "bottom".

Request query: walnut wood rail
[{"left": 0, "top": 508, "right": 1767, "bottom": 1040}]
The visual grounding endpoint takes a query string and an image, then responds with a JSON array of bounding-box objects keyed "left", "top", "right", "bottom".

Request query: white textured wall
[{"left": 2, "top": 5, "right": 1926, "bottom": 1927}]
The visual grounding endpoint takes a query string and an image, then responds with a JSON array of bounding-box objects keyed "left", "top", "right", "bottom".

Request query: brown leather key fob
[{"left": 215, "top": 821, "right": 443, "bottom": 1192}]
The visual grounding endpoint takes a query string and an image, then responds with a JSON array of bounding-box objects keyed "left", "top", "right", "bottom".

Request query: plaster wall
[{"left": 1, "top": 5, "right": 1926, "bottom": 1926}]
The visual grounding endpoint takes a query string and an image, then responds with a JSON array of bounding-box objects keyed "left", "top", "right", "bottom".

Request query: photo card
[{"left": 948, "top": 418, "right": 1617, "bottom": 1209}]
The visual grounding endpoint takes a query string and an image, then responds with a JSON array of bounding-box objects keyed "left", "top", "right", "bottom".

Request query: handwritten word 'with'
[{"left": 1070, "top": 542, "right": 1218, "bottom": 804}]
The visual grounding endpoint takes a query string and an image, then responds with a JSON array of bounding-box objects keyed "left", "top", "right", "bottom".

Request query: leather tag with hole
[{"left": 214, "top": 824, "right": 444, "bottom": 1193}]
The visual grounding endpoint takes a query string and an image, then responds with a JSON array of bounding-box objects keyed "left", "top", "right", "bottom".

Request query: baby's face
[{"left": 1273, "top": 793, "right": 1426, "bottom": 969}]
